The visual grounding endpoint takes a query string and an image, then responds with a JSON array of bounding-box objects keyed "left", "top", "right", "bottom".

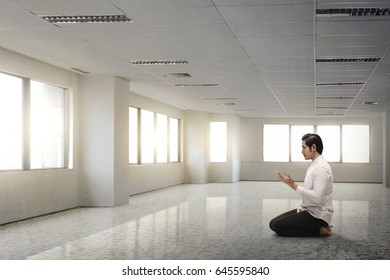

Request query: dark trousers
[{"left": 269, "top": 209, "right": 328, "bottom": 237}]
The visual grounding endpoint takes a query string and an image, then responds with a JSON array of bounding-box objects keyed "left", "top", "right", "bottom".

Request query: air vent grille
[
  {"left": 130, "top": 60, "right": 188, "bottom": 65},
  {"left": 41, "top": 15, "right": 132, "bottom": 24},
  {"left": 203, "top": 97, "right": 238, "bottom": 101},
  {"left": 316, "top": 113, "right": 345, "bottom": 116},
  {"left": 317, "top": 8, "right": 390, "bottom": 17},
  {"left": 175, "top": 83, "right": 219, "bottom": 87},
  {"left": 170, "top": 73, "right": 191, "bottom": 78},
  {"left": 316, "top": 82, "right": 365, "bottom": 86},
  {"left": 316, "top": 106, "right": 349, "bottom": 110},
  {"left": 316, "top": 57, "right": 381, "bottom": 63},
  {"left": 316, "top": 96, "right": 355, "bottom": 100},
  {"left": 363, "top": 101, "right": 378, "bottom": 105}
]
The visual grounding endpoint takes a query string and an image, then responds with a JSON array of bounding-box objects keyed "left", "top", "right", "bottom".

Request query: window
[
  {"left": 342, "top": 125, "right": 369, "bottom": 163},
  {"left": 129, "top": 107, "right": 138, "bottom": 164},
  {"left": 169, "top": 117, "right": 179, "bottom": 162},
  {"left": 210, "top": 122, "right": 227, "bottom": 162},
  {"left": 0, "top": 73, "right": 23, "bottom": 170},
  {"left": 263, "top": 124, "right": 289, "bottom": 162},
  {"left": 129, "top": 107, "right": 181, "bottom": 164},
  {"left": 291, "top": 125, "right": 314, "bottom": 162},
  {"left": 141, "top": 109, "right": 154, "bottom": 164},
  {"left": 317, "top": 125, "right": 340, "bottom": 162},
  {"left": 156, "top": 113, "right": 168, "bottom": 163},
  {"left": 263, "top": 124, "right": 369, "bottom": 163},
  {"left": 0, "top": 72, "right": 70, "bottom": 171},
  {"left": 30, "top": 81, "right": 66, "bottom": 169}
]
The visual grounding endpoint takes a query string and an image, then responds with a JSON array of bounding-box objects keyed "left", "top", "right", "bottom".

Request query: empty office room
[{"left": 1, "top": 0, "right": 390, "bottom": 269}]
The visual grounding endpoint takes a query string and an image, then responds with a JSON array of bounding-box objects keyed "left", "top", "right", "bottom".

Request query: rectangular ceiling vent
[
  {"left": 316, "top": 57, "right": 381, "bottom": 63},
  {"left": 363, "top": 101, "right": 378, "bottom": 105},
  {"left": 316, "top": 106, "right": 349, "bottom": 110},
  {"left": 41, "top": 15, "right": 132, "bottom": 24},
  {"left": 316, "top": 96, "right": 355, "bottom": 100},
  {"left": 217, "top": 102, "right": 236, "bottom": 106},
  {"left": 316, "top": 113, "right": 345, "bottom": 116},
  {"left": 316, "top": 82, "right": 365, "bottom": 86},
  {"left": 316, "top": 8, "right": 390, "bottom": 17},
  {"left": 170, "top": 73, "right": 192, "bottom": 78},
  {"left": 175, "top": 83, "right": 219, "bottom": 87},
  {"left": 203, "top": 97, "right": 238, "bottom": 101},
  {"left": 130, "top": 60, "right": 188, "bottom": 65}
]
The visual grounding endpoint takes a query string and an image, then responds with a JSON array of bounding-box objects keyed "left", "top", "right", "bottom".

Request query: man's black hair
[{"left": 302, "top": 133, "right": 323, "bottom": 154}]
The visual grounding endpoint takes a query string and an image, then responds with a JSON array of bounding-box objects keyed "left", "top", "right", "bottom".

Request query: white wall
[
  {"left": 240, "top": 117, "right": 383, "bottom": 183},
  {"left": 0, "top": 48, "right": 80, "bottom": 225}
]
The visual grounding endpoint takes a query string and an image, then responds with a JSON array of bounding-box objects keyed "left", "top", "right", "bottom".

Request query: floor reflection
[{"left": 0, "top": 182, "right": 389, "bottom": 259}]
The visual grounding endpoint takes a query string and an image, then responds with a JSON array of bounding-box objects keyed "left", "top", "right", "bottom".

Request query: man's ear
[{"left": 311, "top": 144, "right": 317, "bottom": 152}]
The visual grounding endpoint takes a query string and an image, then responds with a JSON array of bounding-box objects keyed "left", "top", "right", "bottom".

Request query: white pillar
[
  {"left": 79, "top": 76, "right": 129, "bottom": 206},
  {"left": 184, "top": 111, "right": 210, "bottom": 183},
  {"left": 384, "top": 111, "right": 390, "bottom": 188}
]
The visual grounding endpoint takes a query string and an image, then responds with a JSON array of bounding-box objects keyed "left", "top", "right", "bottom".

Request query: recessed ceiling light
[
  {"left": 316, "top": 57, "right": 381, "bottom": 63},
  {"left": 41, "top": 15, "right": 132, "bottom": 24},
  {"left": 317, "top": 8, "right": 390, "bottom": 17},
  {"left": 130, "top": 60, "right": 188, "bottom": 65}
]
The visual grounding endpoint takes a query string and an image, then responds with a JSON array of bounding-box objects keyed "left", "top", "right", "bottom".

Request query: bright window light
[
  {"left": 342, "top": 125, "right": 369, "bottom": 163},
  {"left": 210, "top": 122, "right": 227, "bottom": 162},
  {"left": 156, "top": 113, "right": 168, "bottom": 163},
  {"left": 129, "top": 108, "right": 181, "bottom": 165},
  {"left": 291, "top": 125, "right": 314, "bottom": 162},
  {"left": 30, "top": 81, "right": 65, "bottom": 169},
  {"left": 317, "top": 125, "right": 340, "bottom": 162},
  {"left": 263, "top": 125, "right": 289, "bottom": 162},
  {"left": 141, "top": 109, "right": 154, "bottom": 164},
  {"left": 169, "top": 118, "right": 179, "bottom": 162},
  {"left": 0, "top": 73, "right": 23, "bottom": 170},
  {"left": 129, "top": 107, "right": 138, "bottom": 164}
]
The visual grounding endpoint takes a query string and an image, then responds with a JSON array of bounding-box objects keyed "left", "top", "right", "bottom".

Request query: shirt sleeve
[{"left": 296, "top": 166, "right": 332, "bottom": 204}]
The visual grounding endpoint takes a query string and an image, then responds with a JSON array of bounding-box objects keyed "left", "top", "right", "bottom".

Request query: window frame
[
  {"left": 263, "top": 124, "right": 370, "bottom": 163},
  {"left": 128, "top": 106, "right": 181, "bottom": 165},
  {"left": 0, "top": 71, "right": 70, "bottom": 172}
]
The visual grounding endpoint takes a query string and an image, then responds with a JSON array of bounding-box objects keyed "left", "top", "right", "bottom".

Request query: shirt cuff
[{"left": 296, "top": 185, "right": 304, "bottom": 194}]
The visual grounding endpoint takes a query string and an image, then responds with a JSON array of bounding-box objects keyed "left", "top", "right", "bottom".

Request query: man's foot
[{"left": 319, "top": 226, "right": 332, "bottom": 236}]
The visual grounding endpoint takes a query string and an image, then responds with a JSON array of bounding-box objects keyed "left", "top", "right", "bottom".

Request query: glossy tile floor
[{"left": 1, "top": 182, "right": 390, "bottom": 260}]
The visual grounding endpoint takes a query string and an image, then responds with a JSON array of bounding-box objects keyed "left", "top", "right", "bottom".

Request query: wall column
[
  {"left": 79, "top": 75, "right": 129, "bottom": 206},
  {"left": 384, "top": 111, "right": 390, "bottom": 188},
  {"left": 184, "top": 111, "right": 210, "bottom": 183}
]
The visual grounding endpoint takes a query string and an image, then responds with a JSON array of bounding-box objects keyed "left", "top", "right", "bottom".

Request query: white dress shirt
[{"left": 296, "top": 155, "right": 333, "bottom": 225}]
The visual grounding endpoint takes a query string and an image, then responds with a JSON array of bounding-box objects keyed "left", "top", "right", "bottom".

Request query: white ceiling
[{"left": 1, "top": 0, "right": 390, "bottom": 118}]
